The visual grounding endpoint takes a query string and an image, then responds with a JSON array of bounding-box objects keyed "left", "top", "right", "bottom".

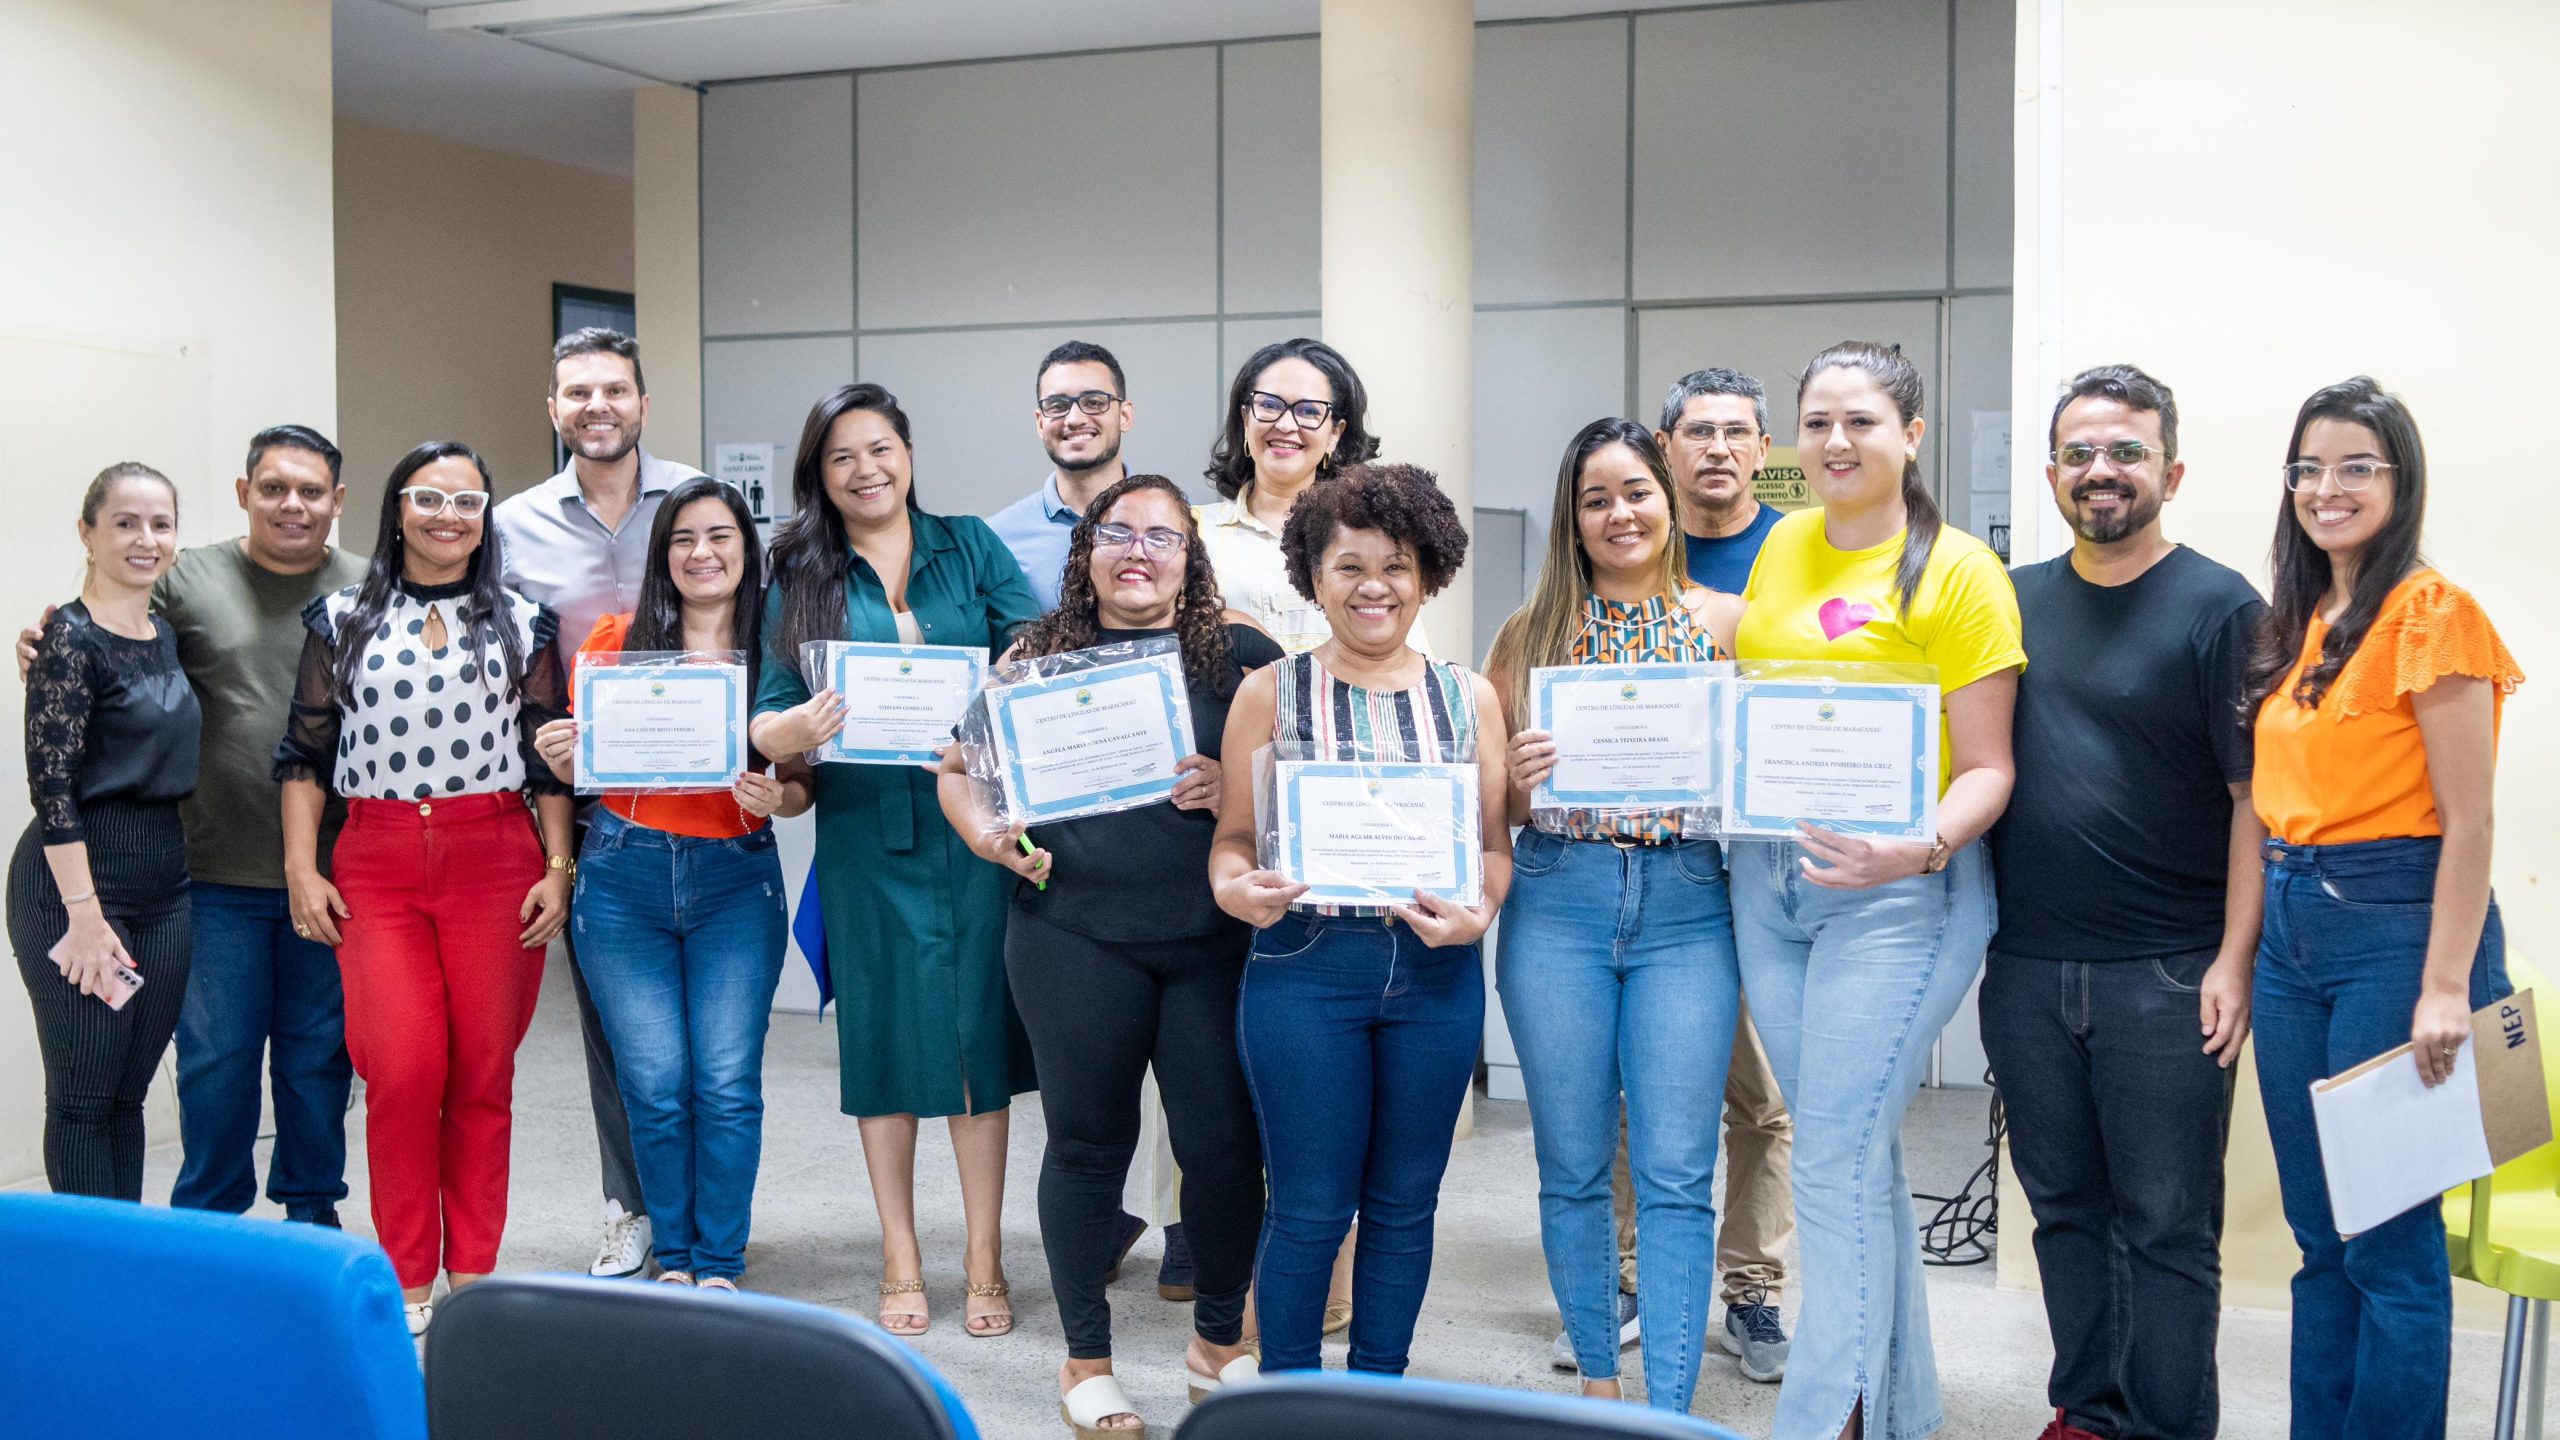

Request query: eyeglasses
[
  {"left": 1675, "top": 422, "right": 1760, "bottom": 447},
  {"left": 1037, "top": 389, "right": 1122, "bottom": 419},
  {"left": 401, "top": 486, "right": 490, "bottom": 520},
  {"left": 2283, "top": 459, "right": 2394, "bottom": 492},
  {"left": 2054, "top": 440, "right": 2169, "bottom": 470},
  {"left": 1093, "top": 523, "right": 1187, "bottom": 559},
  {"left": 1248, "top": 391, "right": 1338, "bottom": 429}
]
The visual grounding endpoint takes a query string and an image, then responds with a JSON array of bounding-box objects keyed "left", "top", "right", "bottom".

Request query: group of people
[{"left": 9, "top": 320, "right": 2518, "bottom": 1440}]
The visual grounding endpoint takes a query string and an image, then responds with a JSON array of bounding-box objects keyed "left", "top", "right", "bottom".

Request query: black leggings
[
  {"left": 1005, "top": 909, "right": 1264, "bottom": 1358},
  {"left": 8, "top": 805, "right": 191, "bottom": 1200}
]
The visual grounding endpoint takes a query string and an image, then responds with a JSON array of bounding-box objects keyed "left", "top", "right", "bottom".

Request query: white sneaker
[
  {"left": 406, "top": 1300, "right": 434, "bottom": 1338},
  {"left": 591, "top": 1201, "right": 651, "bottom": 1278}
]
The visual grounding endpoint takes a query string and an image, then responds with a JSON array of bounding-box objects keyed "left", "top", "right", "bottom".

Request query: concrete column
[
  {"left": 1319, "top": 0, "right": 1474, "bottom": 664},
  {"left": 633, "top": 83, "right": 704, "bottom": 470}
]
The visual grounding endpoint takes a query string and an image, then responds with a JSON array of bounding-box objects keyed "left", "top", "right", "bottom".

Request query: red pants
[{"left": 334, "top": 793, "right": 546, "bottom": 1288}]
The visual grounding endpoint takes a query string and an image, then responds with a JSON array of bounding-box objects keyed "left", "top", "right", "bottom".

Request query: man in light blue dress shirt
[{"left": 987, "top": 340, "right": 1134, "bottom": 610}]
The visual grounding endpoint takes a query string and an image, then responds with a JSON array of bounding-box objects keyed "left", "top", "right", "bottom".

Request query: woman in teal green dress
[{"left": 751, "top": 382, "right": 1041, "bottom": 1339}]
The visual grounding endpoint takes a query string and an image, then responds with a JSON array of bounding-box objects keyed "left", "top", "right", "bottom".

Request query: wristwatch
[
  {"left": 1923, "top": 833, "right": 1951, "bottom": 874},
  {"left": 546, "top": 854, "right": 576, "bottom": 875}
]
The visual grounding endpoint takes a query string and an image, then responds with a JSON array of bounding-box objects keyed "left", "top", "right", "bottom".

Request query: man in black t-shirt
[{"left": 1985, "top": 365, "right": 2267, "bottom": 1440}]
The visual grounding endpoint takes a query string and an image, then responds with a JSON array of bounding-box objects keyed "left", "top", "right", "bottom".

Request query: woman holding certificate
[
  {"left": 1209, "top": 462, "right": 1512, "bottom": 1378},
  {"left": 750, "top": 383, "right": 1042, "bottom": 1339},
  {"left": 531, "top": 475, "right": 812, "bottom": 1290},
  {"left": 2246, "top": 378, "right": 2518, "bottom": 1436},
  {"left": 939, "top": 474, "right": 1280, "bottom": 1437},
  {"left": 1483, "top": 419, "right": 1739, "bottom": 1412},
  {"left": 1726, "top": 342, "right": 2022, "bottom": 1440},
  {"left": 275, "top": 441, "right": 574, "bottom": 1335}
]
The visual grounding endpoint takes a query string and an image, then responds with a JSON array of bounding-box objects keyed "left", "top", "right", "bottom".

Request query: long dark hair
[
  {"left": 626, "top": 476, "right": 765, "bottom": 657},
  {"left": 2245, "top": 376, "right": 2428, "bottom": 714},
  {"left": 1800, "top": 340, "right": 1940, "bottom": 620},
  {"left": 766, "top": 383, "right": 916, "bottom": 665},
  {"left": 331, "top": 441, "right": 524, "bottom": 698},
  {"left": 1203, "top": 338, "right": 1381, "bottom": 500},
  {"left": 1010, "top": 474, "right": 1241, "bottom": 699}
]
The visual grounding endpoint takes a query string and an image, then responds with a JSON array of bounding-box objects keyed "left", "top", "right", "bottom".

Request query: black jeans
[
  {"left": 1005, "top": 908, "right": 1262, "bottom": 1359},
  {"left": 1980, "top": 947, "right": 2236, "bottom": 1440}
]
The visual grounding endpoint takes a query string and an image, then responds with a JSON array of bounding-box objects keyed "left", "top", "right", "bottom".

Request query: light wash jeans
[
  {"left": 1728, "top": 836, "right": 1993, "bottom": 1440},
  {"left": 572, "top": 810, "right": 788, "bottom": 1279},
  {"left": 1497, "top": 829, "right": 1740, "bottom": 1412}
]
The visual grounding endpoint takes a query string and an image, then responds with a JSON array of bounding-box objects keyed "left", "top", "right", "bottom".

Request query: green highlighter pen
[{"left": 1018, "top": 834, "right": 1047, "bottom": 891}]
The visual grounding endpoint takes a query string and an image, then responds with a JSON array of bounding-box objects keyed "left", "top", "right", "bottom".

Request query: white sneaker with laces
[{"left": 591, "top": 1200, "right": 652, "bottom": 1278}]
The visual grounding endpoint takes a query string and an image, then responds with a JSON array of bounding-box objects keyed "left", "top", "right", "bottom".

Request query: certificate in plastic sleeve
[
  {"left": 1529, "top": 661, "right": 1728, "bottom": 810},
  {"left": 985, "top": 650, "right": 1192, "bottom": 823},
  {"left": 574, "top": 661, "right": 749, "bottom": 793},
  {"left": 1274, "top": 761, "right": 1484, "bottom": 907},
  {"left": 823, "top": 641, "right": 988, "bottom": 765},
  {"left": 1719, "top": 679, "right": 1938, "bottom": 839}
]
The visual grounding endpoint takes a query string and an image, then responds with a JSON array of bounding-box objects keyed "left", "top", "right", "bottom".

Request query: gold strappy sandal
[
  {"left": 879, "top": 1278, "right": 929, "bottom": 1336},
  {"left": 964, "top": 1278, "right": 1014, "bottom": 1338}
]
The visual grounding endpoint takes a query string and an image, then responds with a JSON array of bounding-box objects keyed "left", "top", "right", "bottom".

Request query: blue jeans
[
  {"left": 572, "top": 811, "right": 788, "bottom": 1279},
  {"left": 2254, "top": 835, "right": 2507, "bottom": 1440},
  {"left": 170, "top": 880, "right": 352, "bottom": 1216},
  {"left": 1497, "top": 831, "right": 1739, "bottom": 1410},
  {"left": 1237, "top": 911, "right": 1484, "bottom": 1375},
  {"left": 1729, "top": 837, "right": 1993, "bottom": 1440}
]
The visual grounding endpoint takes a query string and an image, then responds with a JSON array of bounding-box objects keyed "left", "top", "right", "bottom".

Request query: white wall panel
[
  {"left": 1952, "top": 0, "right": 2015, "bottom": 291},
  {"left": 1631, "top": 0, "right": 1948, "bottom": 300},
  {"left": 1475, "top": 17, "right": 1628, "bottom": 306},
  {"left": 859, "top": 321, "right": 1224, "bottom": 520},
  {"left": 1944, "top": 291, "right": 2015, "bottom": 550},
  {"left": 1635, "top": 298, "right": 1941, "bottom": 450},
  {"left": 858, "top": 49, "right": 1218, "bottom": 331},
  {"left": 1219, "top": 315, "right": 1321, "bottom": 386},
  {"left": 701, "top": 334, "right": 857, "bottom": 476},
  {"left": 1220, "top": 39, "right": 1321, "bottom": 317},
  {"left": 701, "top": 77, "right": 853, "bottom": 336},
  {"left": 1471, "top": 305, "right": 1627, "bottom": 596}
]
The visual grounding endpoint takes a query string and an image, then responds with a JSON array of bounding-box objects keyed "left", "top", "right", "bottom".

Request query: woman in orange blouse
[{"left": 2246, "top": 377, "right": 2521, "bottom": 1440}]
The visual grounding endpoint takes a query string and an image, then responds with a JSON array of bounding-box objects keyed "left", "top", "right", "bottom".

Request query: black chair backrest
[
  {"left": 425, "top": 1274, "right": 973, "bottom": 1440},
  {"left": 1175, "top": 1372, "right": 1745, "bottom": 1440}
]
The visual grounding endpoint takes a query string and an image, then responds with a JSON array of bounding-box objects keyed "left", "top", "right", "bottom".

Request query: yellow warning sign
[{"left": 1752, "top": 446, "right": 1816, "bottom": 511}]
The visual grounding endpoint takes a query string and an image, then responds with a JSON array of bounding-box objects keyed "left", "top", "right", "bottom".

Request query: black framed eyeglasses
[
  {"left": 1093, "top": 523, "right": 1187, "bottom": 559},
  {"left": 2054, "top": 440, "right": 2169, "bottom": 470},
  {"left": 1038, "top": 389, "right": 1122, "bottom": 419},
  {"left": 1248, "top": 391, "right": 1337, "bottom": 429},
  {"left": 401, "top": 486, "right": 490, "bottom": 520}
]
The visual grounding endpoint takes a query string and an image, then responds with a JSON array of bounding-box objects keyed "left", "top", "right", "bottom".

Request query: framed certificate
[
  {"left": 821, "top": 641, "right": 988, "bottom": 765},
  {"left": 1273, "top": 760, "right": 1484, "bottom": 907},
  {"left": 1719, "top": 678, "right": 1938, "bottom": 840},
  {"left": 985, "top": 650, "right": 1193, "bottom": 823},
  {"left": 1529, "top": 661, "right": 1728, "bottom": 810},
  {"left": 574, "top": 660, "right": 749, "bottom": 792}
]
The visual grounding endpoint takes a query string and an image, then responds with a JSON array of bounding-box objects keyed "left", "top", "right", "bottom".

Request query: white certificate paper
[
  {"left": 575, "top": 662, "right": 748, "bottom": 792},
  {"left": 823, "top": 642, "right": 988, "bottom": 765},
  {"left": 986, "top": 651, "right": 1192, "bottom": 822},
  {"left": 1530, "top": 662, "right": 1727, "bottom": 810},
  {"left": 1275, "top": 761, "right": 1484, "bottom": 907},
  {"left": 1720, "top": 679, "right": 1938, "bottom": 840}
]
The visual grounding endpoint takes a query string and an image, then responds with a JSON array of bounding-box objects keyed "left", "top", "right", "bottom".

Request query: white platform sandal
[
  {"left": 1061, "top": 1372, "right": 1146, "bottom": 1439},
  {"left": 1184, "top": 1351, "right": 1260, "bottom": 1405}
]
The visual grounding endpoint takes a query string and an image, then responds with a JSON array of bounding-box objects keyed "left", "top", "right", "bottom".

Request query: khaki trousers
[{"left": 1613, "top": 1000, "right": 1793, "bottom": 1302}]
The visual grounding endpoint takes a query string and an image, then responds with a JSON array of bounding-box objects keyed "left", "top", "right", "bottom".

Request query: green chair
[{"left": 2445, "top": 953, "right": 2560, "bottom": 1439}]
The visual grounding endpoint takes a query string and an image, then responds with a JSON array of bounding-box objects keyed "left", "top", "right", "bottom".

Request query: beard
[
  {"left": 2067, "top": 482, "right": 2162, "bottom": 544},
  {"left": 1049, "top": 432, "right": 1123, "bottom": 475},
  {"left": 564, "top": 418, "right": 640, "bottom": 464}
]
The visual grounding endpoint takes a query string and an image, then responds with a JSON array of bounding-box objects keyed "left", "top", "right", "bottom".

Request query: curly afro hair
[{"left": 1280, "top": 461, "right": 1470, "bottom": 603}]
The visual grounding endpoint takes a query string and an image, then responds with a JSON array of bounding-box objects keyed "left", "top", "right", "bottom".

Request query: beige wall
[
  {"left": 0, "top": 0, "right": 337, "bottom": 1185},
  {"left": 631, "top": 85, "right": 703, "bottom": 472},
  {"left": 334, "top": 116, "right": 634, "bottom": 524},
  {"left": 2004, "top": 0, "right": 2559, "bottom": 1326}
]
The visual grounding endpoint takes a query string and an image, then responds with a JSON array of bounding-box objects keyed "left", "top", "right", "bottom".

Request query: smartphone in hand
[{"left": 50, "top": 928, "right": 144, "bottom": 1011}]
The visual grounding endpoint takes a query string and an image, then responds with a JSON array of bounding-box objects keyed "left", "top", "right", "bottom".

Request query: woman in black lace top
[
  {"left": 8, "top": 463, "right": 199, "bottom": 1200},
  {"left": 272, "top": 441, "right": 571, "bottom": 1334}
]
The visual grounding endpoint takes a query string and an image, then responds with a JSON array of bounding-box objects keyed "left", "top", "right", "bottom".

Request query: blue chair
[
  {"left": 0, "top": 1193, "right": 425, "bottom": 1440},
  {"left": 424, "top": 1272, "right": 977, "bottom": 1439},
  {"left": 1175, "top": 1372, "right": 1749, "bottom": 1440}
]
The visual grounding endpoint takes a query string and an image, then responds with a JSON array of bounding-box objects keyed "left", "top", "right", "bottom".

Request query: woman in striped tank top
[
  {"left": 1485, "top": 419, "right": 1744, "bottom": 1414},
  {"left": 1208, "top": 462, "right": 1513, "bottom": 1377}
]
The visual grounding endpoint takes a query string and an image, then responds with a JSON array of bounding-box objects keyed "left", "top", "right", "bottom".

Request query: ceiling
[{"left": 338, "top": 0, "right": 1710, "bottom": 175}]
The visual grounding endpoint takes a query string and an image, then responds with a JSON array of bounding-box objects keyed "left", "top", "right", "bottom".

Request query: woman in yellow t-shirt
[{"left": 1730, "top": 342, "right": 2023, "bottom": 1440}]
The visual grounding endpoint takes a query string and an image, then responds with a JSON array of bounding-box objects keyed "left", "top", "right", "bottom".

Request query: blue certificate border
[
  {"left": 822, "top": 641, "right": 987, "bottom": 765},
  {"left": 1529, "top": 662, "right": 1723, "bottom": 809},
  {"left": 1721, "top": 680, "right": 1936, "bottom": 839},
  {"left": 991, "top": 653, "right": 1190, "bottom": 822},
  {"left": 574, "top": 663, "right": 746, "bottom": 790},
  {"left": 1275, "top": 760, "right": 1483, "bottom": 906}
]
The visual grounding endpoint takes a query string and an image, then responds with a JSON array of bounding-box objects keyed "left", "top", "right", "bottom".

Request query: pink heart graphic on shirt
[{"left": 1818, "top": 598, "right": 1878, "bottom": 642}]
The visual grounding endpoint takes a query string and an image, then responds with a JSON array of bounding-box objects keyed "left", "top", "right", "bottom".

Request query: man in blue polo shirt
[{"left": 988, "top": 340, "right": 1136, "bottom": 609}]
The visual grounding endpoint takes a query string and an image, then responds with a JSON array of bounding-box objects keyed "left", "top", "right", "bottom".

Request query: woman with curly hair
[
  {"left": 1209, "top": 462, "right": 1513, "bottom": 1378},
  {"left": 940, "top": 474, "right": 1281, "bottom": 1437}
]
